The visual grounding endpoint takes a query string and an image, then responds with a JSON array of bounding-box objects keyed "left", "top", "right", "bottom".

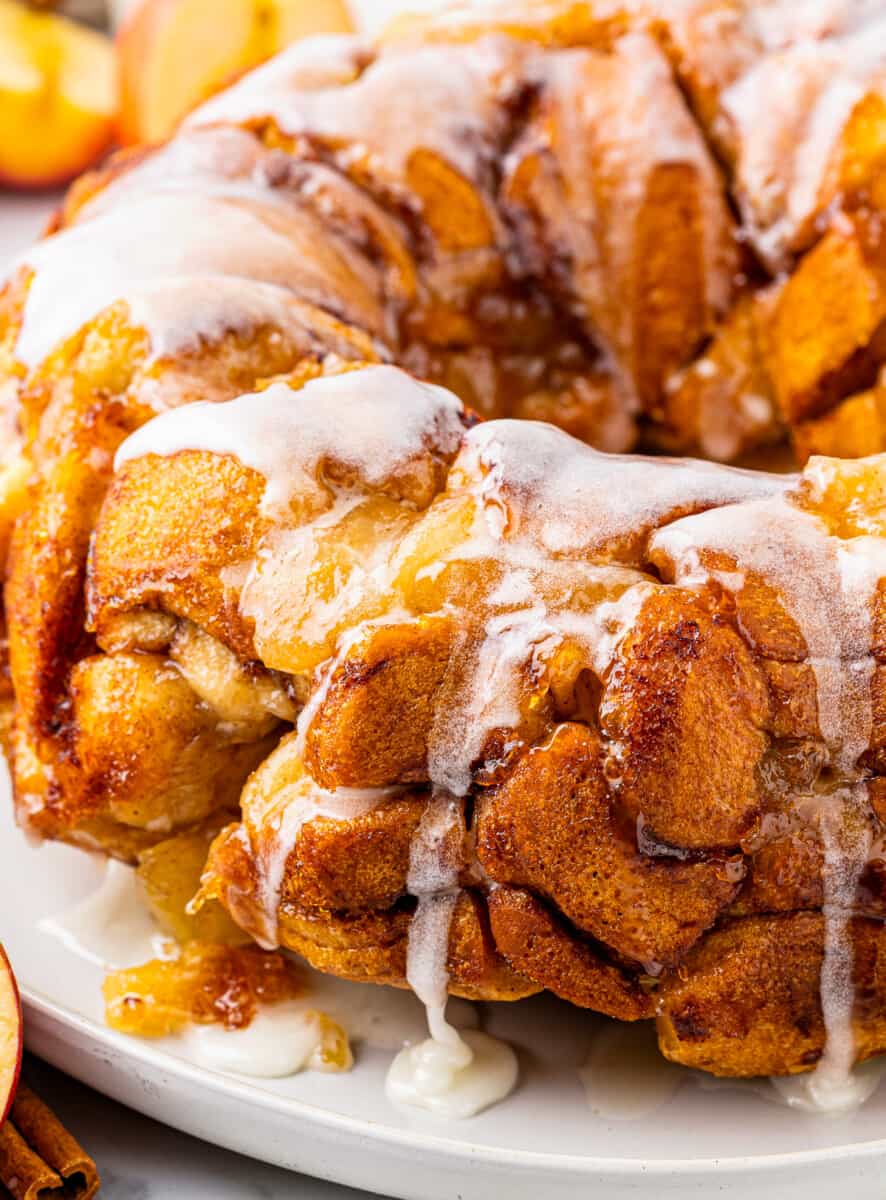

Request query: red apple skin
[{"left": 0, "top": 945, "right": 22, "bottom": 1126}]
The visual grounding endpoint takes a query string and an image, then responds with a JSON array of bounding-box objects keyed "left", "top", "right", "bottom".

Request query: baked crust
[{"left": 5, "top": 0, "right": 886, "bottom": 1082}]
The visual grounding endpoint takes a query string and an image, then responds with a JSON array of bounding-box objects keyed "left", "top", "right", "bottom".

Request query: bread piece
[{"left": 7, "top": 3, "right": 886, "bottom": 1087}]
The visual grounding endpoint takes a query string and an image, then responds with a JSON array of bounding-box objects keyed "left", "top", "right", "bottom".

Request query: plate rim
[{"left": 21, "top": 982, "right": 886, "bottom": 1180}]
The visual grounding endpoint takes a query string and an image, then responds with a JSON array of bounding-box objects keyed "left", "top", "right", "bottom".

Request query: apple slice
[
  {"left": 0, "top": 0, "right": 116, "bottom": 190},
  {"left": 0, "top": 945, "right": 22, "bottom": 1125},
  {"left": 117, "top": 0, "right": 353, "bottom": 146}
]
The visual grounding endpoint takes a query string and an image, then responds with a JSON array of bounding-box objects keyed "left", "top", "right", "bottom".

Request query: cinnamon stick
[
  {"left": 0, "top": 1121, "right": 59, "bottom": 1200},
  {"left": 0, "top": 1085, "right": 99, "bottom": 1199}
]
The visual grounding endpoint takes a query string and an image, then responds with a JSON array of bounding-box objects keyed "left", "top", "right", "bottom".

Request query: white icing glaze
[
  {"left": 9, "top": 114, "right": 406, "bottom": 369},
  {"left": 117, "top": 365, "right": 466, "bottom": 689},
  {"left": 291, "top": 647, "right": 348, "bottom": 759},
  {"left": 92, "top": 364, "right": 886, "bottom": 1111},
  {"left": 35, "top": 853, "right": 484, "bottom": 1065},
  {"left": 419, "top": 419, "right": 788, "bottom": 798},
  {"left": 652, "top": 490, "right": 886, "bottom": 775},
  {"left": 457, "top": 420, "right": 790, "bottom": 558},
  {"left": 747, "top": 0, "right": 886, "bottom": 49},
  {"left": 188, "top": 33, "right": 513, "bottom": 190},
  {"left": 394, "top": 412, "right": 778, "bottom": 1096},
  {"left": 242, "top": 766, "right": 396, "bottom": 951},
  {"left": 397, "top": 788, "right": 515, "bottom": 1110},
  {"left": 386, "top": 1028, "right": 518, "bottom": 1118},
  {"left": 187, "top": 35, "right": 368, "bottom": 130},
  {"left": 424, "top": 574, "right": 654, "bottom": 798},
  {"left": 720, "top": 15, "right": 886, "bottom": 267},
  {"left": 306, "top": 972, "right": 478, "bottom": 1052},
  {"left": 36, "top": 849, "right": 512, "bottom": 1114},
  {"left": 426, "top": 613, "right": 543, "bottom": 799},
  {"left": 195, "top": 389, "right": 800, "bottom": 1068},
  {"left": 76, "top": 127, "right": 298, "bottom": 221},
  {"left": 800, "top": 785, "right": 874, "bottom": 1112},
  {"left": 38, "top": 860, "right": 171, "bottom": 970},
  {"left": 696, "top": 1055, "right": 885, "bottom": 1112},
  {"left": 13, "top": 191, "right": 387, "bottom": 368},
  {"left": 115, "top": 365, "right": 465, "bottom": 514},
  {"left": 349, "top": 0, "right": 466, "bottom": 36},
  {"left": 122, "top": 278, "right": 335, "bottom": 364},
  {"left": 405, "top": 795, "right": 464, "bottom": 1039},
  {"left": 769, "top": 1061, "right": 884, "bottom": 1114},
  {"left": 651, "top": 457, "right": 886, "bottom": 1110},
  {"left": 181, "top": 1002, "right": 338, "bottom": 1078}
]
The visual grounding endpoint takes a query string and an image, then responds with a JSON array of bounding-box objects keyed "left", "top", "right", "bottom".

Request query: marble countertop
[{"left": 25, "top": 1056, "right": 382, "bottom": 1199}]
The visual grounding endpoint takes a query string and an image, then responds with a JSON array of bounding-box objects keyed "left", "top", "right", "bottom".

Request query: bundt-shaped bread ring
[
  {"left": 5, "top": 0, "right": 886, "bottom": 1088},
  {"left": 9, "top": 354, "right": 886, "bottom": 1079}
]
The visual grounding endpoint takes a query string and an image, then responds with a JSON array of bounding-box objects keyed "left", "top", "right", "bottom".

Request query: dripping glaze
[
  {"left": 114, "top": 368, "right": 886, "bottom": 1114},
  {"left": 653, "top": 465, "right": 886, "bottom": 1112}
]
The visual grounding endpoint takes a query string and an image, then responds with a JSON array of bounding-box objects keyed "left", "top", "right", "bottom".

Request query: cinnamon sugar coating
[{"left": 5, "top": 1, "right": 886, "bottom": 1082}]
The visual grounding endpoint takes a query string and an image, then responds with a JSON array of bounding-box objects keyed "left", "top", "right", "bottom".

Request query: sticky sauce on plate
[
  {"left": 182, "top": 1001, "right": 349, "bottom": 1078},
  {"left": 38, "top": 860, "right": 169, "bottom": 969},
  {"left": 386, "top": 1028, "right": 518, "bottom": 1119}
]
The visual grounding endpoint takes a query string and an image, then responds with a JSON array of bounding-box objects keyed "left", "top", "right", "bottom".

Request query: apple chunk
[
  {"left": 0, "top": 945, "right": 22, "bottom": 1125},
  {"left": 117, "top": 0, "right": 353, "bottom": 146},
  {"left": 0, "top": 0, "right": 116, "bottom": 190}
]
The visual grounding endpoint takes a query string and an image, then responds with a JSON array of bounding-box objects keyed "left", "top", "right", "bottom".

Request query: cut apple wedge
[
  {"left": 117, "top": 0, "right": 353, "bottom": 146},
  {"left": 0, "top": 945, "right": 22, "bottom": 1125},
  {"left": 0, "top": 0, "right": 116, "bottom": 190}
]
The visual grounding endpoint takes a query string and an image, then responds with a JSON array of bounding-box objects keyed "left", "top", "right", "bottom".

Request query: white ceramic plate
[
  {"left": 4, "top": 763, "right": 886, "bottom": 1200},
  {"left": 4, "top": 197, "right": 886, "bottom": 1200}
]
